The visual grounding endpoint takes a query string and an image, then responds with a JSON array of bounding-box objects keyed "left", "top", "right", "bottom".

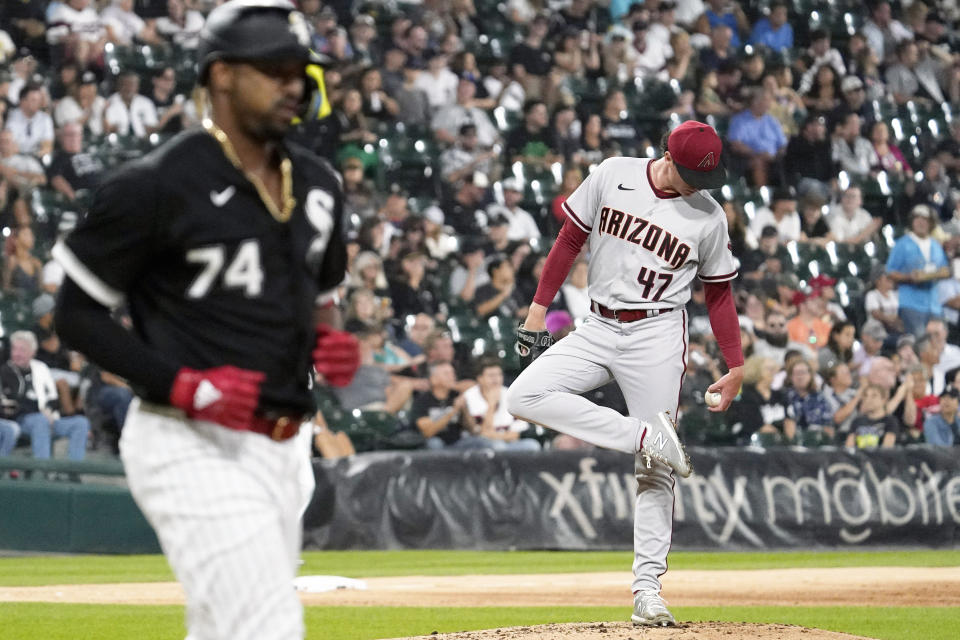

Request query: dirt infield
[
  {"left": 4, "top": 566, "right": 955, "bottom": 639},
  {"left": 386, "top": 622, "right": 876, "bottom": 640}
]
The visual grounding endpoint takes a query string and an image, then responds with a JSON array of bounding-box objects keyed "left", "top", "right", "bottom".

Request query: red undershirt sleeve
[
  {"left": 703, "top": 281, "right": 744, "bottom": 369},
  {"left": 532, "top": 219, "right": 589, "bottom": 307}
]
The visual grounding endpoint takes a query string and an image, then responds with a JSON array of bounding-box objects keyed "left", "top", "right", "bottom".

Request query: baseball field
[{"left": 1, "top": 549, "right": 959, "bottom": 640}]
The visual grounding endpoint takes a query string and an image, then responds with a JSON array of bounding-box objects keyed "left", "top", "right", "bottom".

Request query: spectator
[
  {"left": 924, "top": 387, "right": 960, "bottom": 446},
  {"left": 4, "top": 226, "right": 43, "bottom": 295},
  {"left": 927, "top": 318, "right": 960, "bottom": 394},
  {"left": 475, "top": 253, "right": 522, "bottom": 319},
  {"left": 698, "top": 24, "right": 735, "bottom": 72},
  {"left": 862, "top": 0, "right": 912, "bottom": 63},
  {"left": 784, "top": 115, "right": 835, "bottom": 200},
  {"left": 463, "top": 358, "right": 540, "bottom": 451},
  {"left": 823, "top": 362, "right": 863, "bottom": 439},
  {"left": 886, "top": 205, "right": 951, "bottom": 335},
  {"left": 916, "top": 332, "right": 944, "bottom": 391},
  {"left": 332, "top": 324, "right": 426, "bottom": 412},
  {"left": 103, "top": 71, "right": 158, "bottom": 138},
  {"left": 393, "top": 62, "right": 432, "bottom": 128},
  {"left": 831, "top": 76, "right": 873, "bottom": 129},
  {"left": 5, "top": 84, "right": 53, "bottom": 157},
  {"left": 762, "top": 68, "right": 805, "bottom": 137},
  {"left": 54, "top": 70, "right": 106, "bottom": 136},
  {"left": 506, "top": 99, "right": 559, "bottom": 167},
  {"left": 696, "top": 0, "right": 748, "bottom": 50},
  {"left": 801, "top": 64, "right": 842, "bottom": 114},
  {"left": 46, "top": 0, "right": 109, "bottom": 70},
  {"left": 912, "top": 157, "right": 953, "bottom": 219},
  {"left": 47, "top": 121, "right": 104, "bottom": 200},
  {"left": 728, "top": 88, "right": 787, "bottom": 186},
  {"left": 631, "top": 20, "right": 668, "bottom": 80},
  {"left": 864, "top": 270, "right": 903, "bottom": 334},
  {"left": 349, "top": 14, "right": 381, "bottom": 68},
  {"left": 0, "top": 128, "right": 47, "bottom": 196},
  {"left": 741, "top": 225, "right": 789, "bottom": 278},
  {"left": 798, "top": 30, "right": 846, "bottom": 94},
  {"left": 340, "top": 156, "right": 378, "bottom": 220},
  {"left": 749, "top": 187, "right": 800, "bottom": 244},
  {"left": 509, "top": 14, "right": 554, "bottom": 104},
  {"left": 347, "top": 251, "right": 390, "bottom": 298},
  {"left": 439, "top": 124, "right": 498, "bottom": 189},
  {"left": 449, "top": 238, "right": 489, "bottom": 304},
  {"left": 784, "top": 358, "right": 834, "bottom": 441},
  {"left": 397, "top": 313, "right": 435, "bottom": 359},
  {"left": 869, "top": 120, "right": 912, "bottom": 181},
  {"left": 432, "top": 78, "right": 500, "bottom": 149},
  {"left": 441, "top": 171, "right": 487, "bottom": 236},
  {"left": 787, "top": 290, "right": 832, "bottom": 349},
  {"left": 144, "top": 67, "right": 187, "bottom": 135},
  {"left": 885, "top": 39, "right": 946, "bottom": 106},
  {"left": 798, "top": 195, "right": 833, "bottom": 246},
  {"left": 414, "top": 50, "right": 459, "bottom": 111},
  {"left": 156, "top": 0, "right": 204, "bottom": 49},
  {"left": 32, "top": 293, "right": 81, "bottom": 415},
  {"left": 818, "top": 319, "right": 856, "bottom": 372},
  {"left": 561, "top": 259, "right": 590, "bottom": 321},
  {"left": 487, "top": 178, "right": 540, "bottom": 242},
  {"left": 552, "top": 166, "right": 584, "bottom": 228},
  {"left": 412, "top": 362, "right": 484, "bottom": 450},
  {"left": 601, "top": 89, "right": 644, "bottom": 157},
  {"left": 358, "top": 68, "right": 398, "bottom": 125},
  {"left": 332, "top": 88, "right": 378, "bottom": 147},
  {"left": 828, "top": 186, "right": 882, "bottom": 245},
  {"left": 571, "top": 114, "right": 607, "bottom": 171},
  {"left": 749, "top": 0, "right": 793, "bottom": 53},
  {"left": 831, "top": 111, "right": 874, "bottom": 180},
  {"left": 728, "top": 355, "right": 791, "bottom": 443},
  {"left": 846, "top": 383, "right": 899, "bottom": 449},
  {"left": 422, "top": 206, "right": 457, "bottom": 260},
  {"left": 389, "top": 251, "right": 438, "bottom": 319},
  {"left": 0, "top": 330, "right": 90, "bottom": 460},
  {"left": 894, "top": 363, "right": 937, "bottom": 440},
  {"left": 101, "top": 0, "right": 161, "bottom": 46}
]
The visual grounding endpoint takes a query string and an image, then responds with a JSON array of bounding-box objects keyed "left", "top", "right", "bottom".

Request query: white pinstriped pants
[
  {"left": 120, "top": 398, "right": 309, "bottom": 640},
  {"left": 508, "top": 310, "right": 687, "bottom": 594}
]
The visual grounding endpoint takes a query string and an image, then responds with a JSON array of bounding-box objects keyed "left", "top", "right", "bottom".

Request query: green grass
[
  {"left": 1, "top": 604, "right": 957, "bottom": 640},
  {"left": 2, "top": 549, "right": 959, "bottom": 587}
]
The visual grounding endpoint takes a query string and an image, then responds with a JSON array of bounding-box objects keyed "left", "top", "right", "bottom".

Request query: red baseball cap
[{"left": 667, "top": 121, "right": 727, "bottom": 190}]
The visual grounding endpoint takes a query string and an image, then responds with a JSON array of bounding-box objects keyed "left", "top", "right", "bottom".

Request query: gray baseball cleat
[
  {"left": 631, "top": 589, "right": 676, "bottom": 627},
  {"left": 636, "top": 411, "right": 692, "bottom": 478}
]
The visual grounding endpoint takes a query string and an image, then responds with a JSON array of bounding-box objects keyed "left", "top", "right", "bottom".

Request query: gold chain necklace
[{"left": 203, "top": 119, "right": 296, "bottom": 223}]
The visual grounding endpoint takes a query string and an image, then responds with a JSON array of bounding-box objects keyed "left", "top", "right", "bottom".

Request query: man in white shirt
[
  {"left": 101, "top": 0, "right": 161, "bottom": 46},
  {"left": 46, "top": 0, "right": 109, "bottom": 69},
  {"left": 462, "top": 357, "right": 539, "bottom": 451},
  {"left": 749, "top": 187, "right": 801, "bottom": 243},
  {"left": 413, "top": 50, "right": 459, "bottom": 112},
  {"left": 103, "top": 71, "right": 158, "bottom": 138},
  {"left": 0, "top": 129, "right": 47, "bottom": 194},
  {"left": 156, "top": 0, "right": 205, "bottom": 49},
  {"left": 828, "top": 186, "right": 882, "bottom": 244},
  {"left": 861, "top": 0, "right": 912, "bottom": 62},
  {"left": 5, "top": 84, "right": 54, "bottom": 157},
  {"left": 431, "top": 78, "right": 500, "bottom": 148},
  {"left": 487, "top": 177, "right": 542, "bottom": 242},
  {"left": 54, "top": 71, "right": 106, "bottom": 136}
]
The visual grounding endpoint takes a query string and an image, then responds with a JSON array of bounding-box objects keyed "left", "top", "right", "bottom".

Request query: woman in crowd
[
  {"left": 784, "top": 359, "right": 834, "bottom": 442},
  {"left": 801, "top": 64, "right": 842, "bottom": 114},
  {"left": 822, "top": 362, "right": 863, "bottom": 441},
  {"left": 818, "top": 320, "right": 856, "bottom": 371},
  {"left": 727, "top": 355, "right": 792, "bottom": 444},
  {"left": 3, "top": 226, "right": 42, "bottom": 295},
  {"left": 870, "top": 120, "right": 913, "bottom": 181}
]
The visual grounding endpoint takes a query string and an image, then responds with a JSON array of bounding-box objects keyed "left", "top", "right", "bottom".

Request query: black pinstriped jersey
[{"left": 54, "top": 128, "right": 347, "bottom": 413}]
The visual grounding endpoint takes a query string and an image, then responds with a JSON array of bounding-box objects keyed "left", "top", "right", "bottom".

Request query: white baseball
[{"left": 704, "top": 391, "right": 722, "bottom": 407}]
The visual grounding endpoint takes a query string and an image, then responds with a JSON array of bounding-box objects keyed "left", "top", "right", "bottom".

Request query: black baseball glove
[{"left": 515, "top": 324, "right": 554, "bottom": 367}]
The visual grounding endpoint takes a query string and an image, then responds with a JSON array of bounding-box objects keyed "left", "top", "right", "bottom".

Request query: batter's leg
[
  {"left": 508, "top": 317, "right": 643, "bottom": 452},
  {"left": 607, "top": 311, "right": 687, "bottom": 596},
  {"left": 121, "top": 402, "right": 304, "bottom": 640}
]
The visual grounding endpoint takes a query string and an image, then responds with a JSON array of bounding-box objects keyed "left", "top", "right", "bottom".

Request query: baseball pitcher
[{"left": 509, "top": 121, "right": 744, "bottom": 626}]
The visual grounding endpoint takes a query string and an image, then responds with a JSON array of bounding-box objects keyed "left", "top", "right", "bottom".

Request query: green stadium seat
[{"left": 749, "top": 431, "right": 785, "bottom": 448}]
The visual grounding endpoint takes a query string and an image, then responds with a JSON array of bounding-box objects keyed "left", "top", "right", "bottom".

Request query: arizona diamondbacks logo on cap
[
  {"left": 697, "top": 152, "right": 716, "bottom": 169},
  {"left": 288, "top": 11, "right": 310, "bottom": 47}
]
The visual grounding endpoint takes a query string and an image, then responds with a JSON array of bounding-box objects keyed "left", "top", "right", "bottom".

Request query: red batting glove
[
  {"left": 169, "top": 366, "right": 265, "bottom": 430},
  {"left": 313, "top": 324, "right": 360, "bottom": 387}
]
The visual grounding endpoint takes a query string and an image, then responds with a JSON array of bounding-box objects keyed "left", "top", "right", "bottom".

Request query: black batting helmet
[{"left": 197, "top": 0, "right": 319, "bottom": 85}]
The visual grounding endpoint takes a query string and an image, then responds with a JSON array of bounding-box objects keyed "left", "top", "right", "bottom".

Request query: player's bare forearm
[
  {"left": 523, "top": 302, "right": 548, "bottom": 331},
  {"left": 707, "top": 365, "right": 743, "bottom": 413}
]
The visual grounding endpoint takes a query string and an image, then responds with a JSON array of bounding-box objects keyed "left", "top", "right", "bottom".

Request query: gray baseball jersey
[{"left": 561, "top": 157, "right": 737, "bottom": 308}]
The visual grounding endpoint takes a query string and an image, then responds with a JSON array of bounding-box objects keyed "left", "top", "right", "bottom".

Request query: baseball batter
[
  {"left": 509, "top": 121, "right": 744, "bottom": 626},
  {"left": 52, "top": 2, "right": 359, "bottom": 639}
]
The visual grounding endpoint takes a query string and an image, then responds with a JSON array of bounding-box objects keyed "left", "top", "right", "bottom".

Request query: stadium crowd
[{"left": 1, "top": 0, "right": 960, "bottom": 462}]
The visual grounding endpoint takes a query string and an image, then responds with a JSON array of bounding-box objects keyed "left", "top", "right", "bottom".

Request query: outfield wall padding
[{"left": 303, "top": 447, "right": 960, "bottom": 550}]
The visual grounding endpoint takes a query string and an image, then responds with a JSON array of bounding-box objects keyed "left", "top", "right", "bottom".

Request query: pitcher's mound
[{"left": 387, "top": 621, "right": 875, "bottom": 640}]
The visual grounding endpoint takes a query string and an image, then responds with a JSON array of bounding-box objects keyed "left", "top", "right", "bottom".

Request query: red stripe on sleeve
[
  {"left": 562, "top": 201, "right": 590, "bottom": 232},
  {"left": 703, "top": 281, "right": 744, "bottom": 369},
  {"left": 532, "top": 219, "right": 589, "bottom": 307}
]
